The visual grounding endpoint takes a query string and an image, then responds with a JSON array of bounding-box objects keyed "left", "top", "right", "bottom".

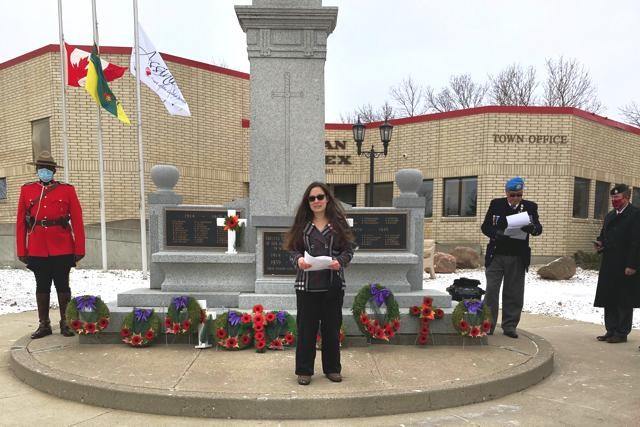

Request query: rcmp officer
[
  {"left": 481, "top": 177, "right": 542, "bottom": 338},
  {"left": 15, "top": 151, "right": 85, "bottom": 339},
  {"left": 593, "top": 184, "right": 640, "bottom": 345}
]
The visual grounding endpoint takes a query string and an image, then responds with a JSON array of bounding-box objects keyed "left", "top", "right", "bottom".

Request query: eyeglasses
[
  {"left": 507, "top": 193, "right": 523, "bottom": 198},
  {"left": 308, "top": 194, "right": 326, "bottom": 202}
]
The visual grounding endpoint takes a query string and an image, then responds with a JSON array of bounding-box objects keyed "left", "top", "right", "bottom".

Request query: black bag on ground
[{"left": 446, "top": 277, "right": 485, "bottom": 301}]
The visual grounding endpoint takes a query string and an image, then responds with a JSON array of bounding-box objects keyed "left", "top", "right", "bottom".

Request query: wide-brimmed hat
[{"left": 28, "top": 151, "right": 62, "bottom": 168}]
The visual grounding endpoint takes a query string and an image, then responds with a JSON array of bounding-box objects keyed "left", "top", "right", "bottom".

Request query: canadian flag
[{"left": 65, "top": 42, "right": 127, "bottom": 87}]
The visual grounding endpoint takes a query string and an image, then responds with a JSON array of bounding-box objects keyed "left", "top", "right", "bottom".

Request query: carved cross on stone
[
  {"left": 216, "top": 209, "right": 247, "bottom": 254},
  {"left": 272, "top": 72, "right": 303, "bottom": 207}
]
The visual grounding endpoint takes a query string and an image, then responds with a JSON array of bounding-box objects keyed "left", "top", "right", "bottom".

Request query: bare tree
[
  {"left": 542, "top": 56, "right": 602, "bottom": 113},
  {"left": 620, "top": 102, "right": 640, "bottom": 127},
  {"left": 340, "top": 102, "right": 395, "bottom": 123},
  {"left": 424, "top": 74, "right": 487, "bottom": 113},
  {"left": 390, "top": 76, "right": 426, "bottom": 117},
  {"left": 488, "top": 64, "right": 538, "bottom": 106}
]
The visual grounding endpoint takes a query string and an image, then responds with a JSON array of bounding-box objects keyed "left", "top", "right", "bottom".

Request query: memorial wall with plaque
[
  {"left": 349, "top": 212, "right": 408, "bottom": 250},
  {"left": 263, "top": 232, "right": 296, "bottom": 276},
  {"left": 165, "top": 209, "right": 231, "bottom": 248}
]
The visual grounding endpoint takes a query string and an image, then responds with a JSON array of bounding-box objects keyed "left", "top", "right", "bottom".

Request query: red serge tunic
[{"left": 15, "top": 181, "right": 85, "bottom": 257}]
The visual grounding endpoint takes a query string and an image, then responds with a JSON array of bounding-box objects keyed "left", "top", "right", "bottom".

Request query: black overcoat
[{"left": 594, "top": 203, "right": 640, "bottom": 308}]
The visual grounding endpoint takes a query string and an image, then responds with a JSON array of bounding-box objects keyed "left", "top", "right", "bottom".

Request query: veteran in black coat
[
  {"left": 480, "top": 177, "right": 542, "bottom": 338},
  {"left": 593, "top": 184, "right": 640, "bottom": 343}
]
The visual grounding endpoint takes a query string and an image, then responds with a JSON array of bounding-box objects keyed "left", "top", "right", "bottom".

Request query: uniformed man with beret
[
  {"left": 481, "top": 176, "right": 543, "bottom": 338},
  {"left": 16, "top": 151, "right": 85, "bottom": 339},
  {"left": 593, "top": 183, "right": 640, "bottom": 345}
]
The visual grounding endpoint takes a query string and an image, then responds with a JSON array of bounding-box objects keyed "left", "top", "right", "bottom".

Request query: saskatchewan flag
[{"left": 85, "top": 45, "right": 130, "bottom": 124}]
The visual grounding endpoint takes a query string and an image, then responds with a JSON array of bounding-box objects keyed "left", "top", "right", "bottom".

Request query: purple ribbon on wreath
[
  {"left": 74, "top": 295, "right": 97, "bottom": 311},
  {"left": 228, "top": 311, "right": 241, "bottom": 326},
  {"left": 463, "top": 300, "right": 483, "bottom": 315},
  {"left": 370, "top": 284, "right": 390, "bottom": 307},
  {"left": 134, "top": 308, "right": 152, "bottom": 322},
  {"left": 276, "top": 311, "right": 286, "bottom": 324},
  {"left": 173, "top": 296, "right": 188, "bottom": 311}
]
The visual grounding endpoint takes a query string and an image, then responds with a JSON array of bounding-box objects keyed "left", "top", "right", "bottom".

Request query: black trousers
[
  {"left": 604, "top": 305, "right": 634, "bottom": 337},
  {"left": 485, "top": 255, "right": 526, "bottom": 333},
  {"left": 27, "top": 255, "right": 74, "bottom": 293},
  {"left": 295, "top": 287, "right": 344, "bottom": 376}
]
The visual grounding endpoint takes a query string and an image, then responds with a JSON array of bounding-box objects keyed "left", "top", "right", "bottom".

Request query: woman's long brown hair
[{"left": 284, "top": 182, "right": 353, "bottom": 252}]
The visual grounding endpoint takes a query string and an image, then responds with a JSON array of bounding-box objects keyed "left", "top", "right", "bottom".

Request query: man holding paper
[{"left": 481, "top": 176, "right": 543, "bottom": 338}]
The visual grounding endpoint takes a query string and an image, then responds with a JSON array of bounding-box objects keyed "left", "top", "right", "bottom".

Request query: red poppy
[
  {"left": 422, "top": 307, "right": 434, "bottom": 319},
  {"left": 254, "top": 323, "right": 264, "bottom": 332},
  {"left": 70, "top": 319, "right": 82, "bottom": 330},
  {"left": 421, "top": 316, "right": 431, "bottom": 325},
  {"left": 255, "top": 331, "right": 265, "bottom": 341},
  {"left": 316, "top": 334, "right": 321, "bottom": 342},
  {"left": 241, "top": 334, "right": 252, "bottom": 345},
  {"left": 120, "top": 327, "right": 131, "bottom": 337},
  {"left": 172, "top": 323, "right": 181, "bottom": 334},
  {"left": 164, "top": 317, "right": 173, "bottom": 328},
  {"left": 270, "top": 339, "right": 283, "bottom": 350},
  {"left": 339, "top": 331, "right": 345, "bottom": 342},
  {"left": 216, "top": 328, "right": 227, "bottom": 339},
  {"left": 420, "top": 325, "right": 430, "bottom": 336},
  {"left": 241, "top": 313, "right": 252, "bottom": 324},
  {"left": 482, "top": 320, "right": 491, "bottom": 332},
  {"left": 373, "top": 320, "right": 379, "bottom": 327},
  {"left": 199, "top": 310, "right": 206, "bottom": 323},
  {"left": 384, "top": 324, "right": 393, "bottom": 334},
  {"left": 145, "top": 329, "right": 155, "bottom": 341},
  {"left": 284, "top": 333, "right": 295, "bottom": 344},
  {"left": 387, "top": 330, "right": 395, "bottom": 338},
  {"left": 224, "top": 215, "right": 239, "bottom": 231},
  {"left": 418, "top": 334, "right": 428, "bottom": 345},
  {"left": 131, "top": 335, "right": 143, "bottom": 346},
  {"left": 459, "top": 320, "right": 469, "bottom": 331},
  {"left": 98, "top": 318, "right": 109, "bottom": 329},
  {"left": 359, "top": 313, "right": 369, "bottom": 324},
  {"left": 410, "top": 306, "right": 421, "bottom": 316},
  {"left": 182, "top": 319, "right": 192, "bottom": 331},
  {"left": 470, "top": 326, "right": 481, "bottom": 337},
  {"left": 227, "top": 337, "right": 238, "bottom": 348},
  {"left": 85, "top": 322, "right": 97, "bottom": 333},
  {"left": 367, "top": 324, "right": 375, "bottom": 334},
  {"left": 435, "top": 309, "right": 444, "bottom": 319},
  {"left": 374, "top": 329, "right": 387, "bottom": 340},
  {"left": 423, "top": 297, "right": 433, "bottom": 307},
  {"left": 253, "top": 314, "right": 264, "bottom": 325},
  {"left": 256, "top": 340, "right": 266, "bottom": 350},
  {"left": 265, "top": 312, "right": 276, "bottom": 322},
  {"left": 252, "top": 304, "right": 263, "bottom": 314},
  {"left": 393, "top": 319, "right": 401, "bottom": 330}
]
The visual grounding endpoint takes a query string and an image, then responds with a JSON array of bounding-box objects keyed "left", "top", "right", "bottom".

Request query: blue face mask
[{"left": 37, "top": 168, "right": 54, "bottom": 183}]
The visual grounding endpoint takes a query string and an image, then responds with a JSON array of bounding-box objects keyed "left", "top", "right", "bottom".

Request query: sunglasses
[
  {"left": 308, "top": 194, "right": 326, "bottom": 202},
  {"left": 508, "top": 193, "right": 523, "bottom": 198}
]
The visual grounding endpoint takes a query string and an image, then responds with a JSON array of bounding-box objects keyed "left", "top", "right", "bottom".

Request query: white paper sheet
[
  {"left": 504, "top": 212, "right": 530, "bottom": 240},
  {"left": 303, "top": 251, "right": 333, "bottom": 271}
]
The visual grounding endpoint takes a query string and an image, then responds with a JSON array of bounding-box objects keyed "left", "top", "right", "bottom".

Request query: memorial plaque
[
  {"left": 165, "top": 209, "right": 230, "bottom": 248},
  {"left": 350, "top": 212, "right": 408, "bottom": 250},
  {"left": 263, "top": 232, "right": 296, "bottom": 275}
]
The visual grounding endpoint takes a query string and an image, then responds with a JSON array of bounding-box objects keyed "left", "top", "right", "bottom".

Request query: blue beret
[{"left": 505, "top": 176, "right": 524, "bottom": 191}]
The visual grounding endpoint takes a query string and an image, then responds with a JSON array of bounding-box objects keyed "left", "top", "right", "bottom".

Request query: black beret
[{"left": 610, "top": 183, "right": 630, "bottom": 195}]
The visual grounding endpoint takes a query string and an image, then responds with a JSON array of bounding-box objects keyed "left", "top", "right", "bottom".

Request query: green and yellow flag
[{"left": 85, "top": 45, "right": 130, "bottom": 124}]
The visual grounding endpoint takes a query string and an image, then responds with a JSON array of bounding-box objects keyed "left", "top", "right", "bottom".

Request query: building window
[
  {"left": 593, "top": 181, "right": 610, "bottom": 220},
  {"left": 0, "top": 178, "right": 6, "bottom": 200},
  {"left": 330, "top": 184, "right": 357, "bottom": 207},
  {"left": 573, "top": 177, "right": 590, "bottom": 218},
  {"left": 31, "top": 117, "right": 51, "bottom": 161},
  {"left": 443, "top": 177, "right": 477, "bottom": 217},
  {"left": 417, "top": 179, "right": 433, "bottom": 218},
  {"left": 365, "top": 182, "right": 393, "bottom": 207},
  {"left": 633, "top": 187, "right": 640, "bottom": 208}
]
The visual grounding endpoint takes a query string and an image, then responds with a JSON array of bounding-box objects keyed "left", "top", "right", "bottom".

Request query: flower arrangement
[
  {"left": 65, "top": 295, "right": 110, "bottom": 334},
  {"left": 316, "top": 323, "right": 346, "bottom": 350},
  {"left": 164, "top": 296, "right": 202, "bottom": 335},
  {"left": 451, "top": 299, "right": 492, "bottom": 337},
  {"left": 256, "top": 309, "right": 296, "bottom": 353},
  {"left": 409, "top": 296, "right": 444, "bottom": 345},
  {"left": 213, "top": 310, "right": 254, "bottom": 350},
  {"left": 223, "top": 214, "right": 244, "bottom": 249},
  {"left": 120, "top": 308, "right": 161, "bottom": 347},
  {"left": 352, "top": 283, "right": 401, "bottom": 342}
]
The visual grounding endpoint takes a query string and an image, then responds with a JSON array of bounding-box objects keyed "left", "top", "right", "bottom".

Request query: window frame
[
  {"left": 572, "top": 177, "right": 590, "bottom": 219},
  {"left": 442, "top": 176, "right": 477, "bottom": 217}
]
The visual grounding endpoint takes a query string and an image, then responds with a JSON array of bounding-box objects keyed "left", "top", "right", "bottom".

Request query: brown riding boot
[
  {"left": 57, "top": 291, "right": 75, "bottom": 337},
  {"left": 31, "top": 293, "right": 52, "bottom": 339}
]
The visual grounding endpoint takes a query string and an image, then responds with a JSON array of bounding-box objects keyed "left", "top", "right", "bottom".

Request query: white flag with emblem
[{"left": 130, "top": 24, "right": 191, "bottom": 116}]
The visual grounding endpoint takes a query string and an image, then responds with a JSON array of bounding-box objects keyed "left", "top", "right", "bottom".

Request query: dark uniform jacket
[
  {"left": 481, "top": 198, "right": 542, "bottom": 269},
  {"left": 594, "top": 203, "right": 640, "bottom": 308}
]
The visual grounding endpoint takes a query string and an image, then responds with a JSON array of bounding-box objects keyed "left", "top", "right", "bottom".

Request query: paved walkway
[{"left": 2, "top": 311, "right": 639, "bottom": 426}]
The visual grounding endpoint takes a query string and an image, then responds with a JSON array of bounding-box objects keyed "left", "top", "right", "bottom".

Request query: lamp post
[{"left": 352, "top": 117, "right": 393, "bottom": 207}]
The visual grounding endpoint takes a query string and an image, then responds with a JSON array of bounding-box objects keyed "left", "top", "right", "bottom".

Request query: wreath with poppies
[
  {"left": 316, "top": 323, "right": 346, "bottom": 349},
  {"left": 120, "top": 308, "right": 161, "bottom": 347},
  {"left": 352, "top": 283, "right": 401, "bottom": 342},
  {"left": 409, "top": 296, "right": 444, "bottom": 345},
  {"left": 213, "top": 310, "right": 254, "bottom": 350},
  {"left": 164, "top": 296, "right": 202, "bottom": 335},
  {"left": 256, "top": 308, "right": 296, "bottom": 353},
  {"left": 65, "top": 295, "right": 110, "bottom": 334},
  {"left": 451, "top": 299, "right": 492, "bottom": 338}
]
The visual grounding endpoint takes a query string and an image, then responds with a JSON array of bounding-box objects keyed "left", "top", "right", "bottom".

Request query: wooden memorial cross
[{"left": 216, "top": 209, "right": 247, "bottom": 254}]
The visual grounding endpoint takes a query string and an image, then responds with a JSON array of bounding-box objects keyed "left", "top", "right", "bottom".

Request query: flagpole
[
  {"left": 57, "top": 0, "right": 70, "bottom": 181},
  {"left": 91, "top": 0, "right": 108, "bottom": 271},
  {"left": 133, "top": 0, "right": 148, "bottom": 279}
]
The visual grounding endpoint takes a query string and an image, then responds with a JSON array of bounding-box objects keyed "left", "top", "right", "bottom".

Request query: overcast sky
[{"left": 1, "top": 0, "right": 639, "bottom": 124}]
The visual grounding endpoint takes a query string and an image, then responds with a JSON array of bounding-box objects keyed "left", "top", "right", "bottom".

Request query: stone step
[{"left": 117, "top": 288, "right": 240, "bottom": 308}]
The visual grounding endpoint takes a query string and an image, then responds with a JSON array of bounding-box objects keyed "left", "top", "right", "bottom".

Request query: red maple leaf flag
[{"left": 65, "top": 42, "right": 127, "bottom": 87}]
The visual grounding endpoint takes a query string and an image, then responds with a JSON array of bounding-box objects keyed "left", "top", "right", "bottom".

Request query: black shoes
[
  {"left": 31, "top": 321, "right": 52, "bottom": 339},
  {"left": 60, "top": 320, "right": 75, "bottom": 337},
  {"left": 606, "top": 335, "right": 627, "bottom": 343},
  {"left": 297, "top": 375, "right": 311, "bottom": 385},
  {"left": 596, "top": 334, "right": 611, "bottom": 342},
  {"left": 503, "top": 330, "right": 518, "bottom": 339},
  {"left": 326, "top": 373, "right": 342, "bottom": 383}
]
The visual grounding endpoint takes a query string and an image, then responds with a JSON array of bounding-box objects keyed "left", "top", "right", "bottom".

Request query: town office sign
[{"left": 493, "top": 134, "right": 568, "bottom": 144}]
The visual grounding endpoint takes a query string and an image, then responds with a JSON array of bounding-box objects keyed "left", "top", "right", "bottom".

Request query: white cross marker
[{"left": 216, "top": 209, "right": 247, "bottom": 254}]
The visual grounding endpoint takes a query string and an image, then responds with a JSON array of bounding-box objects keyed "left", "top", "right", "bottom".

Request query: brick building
[{"left": 2, "top": 45, "right": 640, "bottom": 261}]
